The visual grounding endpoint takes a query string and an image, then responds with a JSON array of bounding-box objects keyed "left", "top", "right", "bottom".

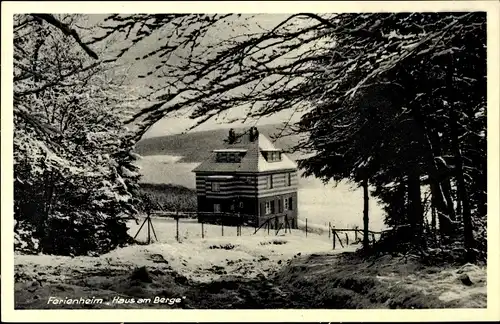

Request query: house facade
[{"left": 192, "top": 128, "right": 298, "bottom": 228}]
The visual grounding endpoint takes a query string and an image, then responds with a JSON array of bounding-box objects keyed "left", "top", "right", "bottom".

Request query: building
[{"left": 192, "top": 127, "right": 298, "bottom": 228}]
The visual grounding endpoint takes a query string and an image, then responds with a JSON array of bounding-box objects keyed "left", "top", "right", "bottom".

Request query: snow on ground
[
  {"left": 14, "top": 216, "right": 486, "bottom": 309},
  {"left": 125, "top": 216, "right": 357, "bottom": 282},
  {"left": 15, "top": 216, "right": 357, "bottom": 285},
  {"left": 129, "top": 215, "right": 335, "bottom": 243},
  {"left": 404, "top": 263, "right": 487, "bottom": 307},
  {"left": 276, "top": 253, "right": 488, "bottom": 308}
]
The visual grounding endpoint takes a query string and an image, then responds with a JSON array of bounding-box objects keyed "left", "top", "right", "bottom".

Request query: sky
[{"left": 80, "top": 14, "right": 306, "bottom": 138}]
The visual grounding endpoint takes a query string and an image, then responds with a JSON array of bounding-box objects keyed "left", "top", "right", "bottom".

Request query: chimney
[
  {"left": 227, "top": 128, "right": 236, "bottom": 144},
  {"left": 249, "top": 127, "right": 259, "bottom": 142}
]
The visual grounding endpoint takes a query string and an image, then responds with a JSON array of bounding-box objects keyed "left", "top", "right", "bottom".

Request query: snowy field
[
  {"left": 15, "top": 216, "right": 358, "bottom": 286},
  {"left": 124, "top": 215, "right": 358, "bottom": 282},
  {"left": 129, "top": 215, "right": 343, "bottom": 243},
  {"left": 14, "top": 218, "right": 485, "bottom": 309},
  {"left": 15, "top": 216, "right": 486, "bottom": 309},
  {"left": 135, "top": 154, "right": 387, "bottom": 232}
]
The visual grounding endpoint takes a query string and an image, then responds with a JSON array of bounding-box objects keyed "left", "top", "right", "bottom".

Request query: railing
[
  {"left": 150, "top": 210, "right": 197, "bottom": 218},
  {"left": 141, "top": 210, "right": 395, "bottom": 249},
  {"left": 149, "top": 210, "right": 257, "bottom": 223},
  {"left": 329, "top": 225, "right": 387, "bottom": 249},
  {"left": 253, "top": 214, "right": 293, "bottom": 236}
]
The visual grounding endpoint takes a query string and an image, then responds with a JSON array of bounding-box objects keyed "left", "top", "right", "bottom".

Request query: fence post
[
  {"left": 332, "top": 226, "right": 336, "bottom": 249},
  {"left": 305, "top": 218, "right": 308, "bottom": 237},
  {"left": 150, "top": 216, "right": 158, "bottom": 242},
  {"left": 237, "top": 213, "right": 241, "bottom": 236},
  {"left": 345, "top": 232, "right": 349, "bottom": 246},
  {"left": 267, "top": 221, "right": 270, "bottom": 235},
  {"left": 176, "top": 216, "right": 179, "bottom": 242},
  {"left": 354, "top": 226, "right": 358, "bottom": 241},
  {"left": 146, "top": 212, "right": 151, "bottom": 244},
  {"left": 201, "top": 222, "right": 204, "bottom": 239},
  {"left": 328, "top": 222, "right": 331, "bottom": 238},
  {"left": 221, "top": 223, "right": 224, "bottom": 236},
  {"left": 336, "top": 232, "right": 345, "bottom": 248},
  {"left": 371, "top": 232, "right": 375, "bottom": 244}
]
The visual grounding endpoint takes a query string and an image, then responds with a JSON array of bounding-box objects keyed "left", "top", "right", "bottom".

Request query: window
[
  {"left": 270, "top": 201, "right": 275, "bottom": 214},
  {"left": 239, "top": 201, "right": 244, "bottom": 209},
  {"left": 211, "top": 182, "right": 220, "bottom": 192},
  {"left": 241, "top": 176, "right": 252, "bottom": 184},
  {"left": 285, "top": 172, "right": 292, "bottom": 186},
  {"left": 278, "top": 199, "right": 282, "bottom": 213},
  {"left": 288, "top": 197, "right": 293, "bottom": 210},
  {"left": 214, "top": 203, "right": 221, "bottom": 213},
  {"left": 227, "top": 153, "right": 240, "bottom": 163},
  {"left": 265, "top": 201, "right": 271, "bottom": 215},
  {"left": 216, "top": 152, "right": 242, "bottom": 163},
  {"left": 216, "top": 153, "right": 227, "bottom": 163},
  {"left": 265, "top": 175, "right": 273, "bottom": 189},
  {"left": 284, "top": 197, "right": 289, "bottom": 211},
  {"left": 264, "top": 151, "right": 281, "bottom": 162}
]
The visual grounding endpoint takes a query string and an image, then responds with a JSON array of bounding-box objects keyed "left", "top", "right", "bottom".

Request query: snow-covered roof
[{"left": 192, "top": 131, "right": 297, "bottom": 173}]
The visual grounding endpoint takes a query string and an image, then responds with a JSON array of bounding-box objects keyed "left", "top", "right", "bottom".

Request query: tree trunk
[
  {"left": 400, "top": 68, "right": 456, "bottom": 239},
  {"left": 456, "top": 188, "right": 463, "bottom": 217},
  {"left": 431, "top": 204, "right": 437, "bottom": 231},
  {"left": 447, "top": 54, "right": 475, "bottom": 262},
  {"left": 362, "top": 177, "right": 370, "bottom": 250},
  {"left": 407, "top": 171, "right": 424, "bottom": 244},
  {"left": 441, "top": 179, "right": 457, "bottom": 220},
  {"left": 39, "top": 168, "right": 52, "bottom": 236},
  {"left": 451, "top": 129, "right": 475, "bottom": 262},
  {"left": 431, "top": 203, "right": 437, "bottom": 244},
  {"left": 427, "top": 129, "right": 456, "bottom": 238}
]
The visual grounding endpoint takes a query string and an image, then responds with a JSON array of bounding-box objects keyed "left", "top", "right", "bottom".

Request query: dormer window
[
  {"left": 216, "top": 152, "right": 240, "bottom": 163},
  {"left": 263, "top": 150, "right": 282, "bottom": 162},
  {"left": 214, "top": 149, "right": 247, "bottom": 163}
]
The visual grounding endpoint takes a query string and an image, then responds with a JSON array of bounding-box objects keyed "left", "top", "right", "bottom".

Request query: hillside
[{"left": 135, "top": 123, "right": 303, "bottom": 163}]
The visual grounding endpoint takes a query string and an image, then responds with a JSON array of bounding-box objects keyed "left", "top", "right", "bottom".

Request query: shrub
[
  {"left": 137, "top": 183, "right": 197, "bottom": 214},
  {"left": 208, "top": 243, "right": 236, "bottom": 250},
  {"left": 260, "top": 239, "right": 288, "bottom": 246}
]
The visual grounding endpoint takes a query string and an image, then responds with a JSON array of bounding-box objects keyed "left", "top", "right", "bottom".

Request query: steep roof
[{"left": 192, "top": 131, "right": 297, "bottom": 173}]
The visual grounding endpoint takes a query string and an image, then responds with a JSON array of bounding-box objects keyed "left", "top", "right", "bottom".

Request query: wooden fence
[
  {"left": 138, "top": 210, "right": 391, "bottom": 250},
  {"left": 329, "top": 225, "right": 386, "bottom": 249},
  {"left": 253, "top": 214, "right": 293, "bottom": 236}
]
